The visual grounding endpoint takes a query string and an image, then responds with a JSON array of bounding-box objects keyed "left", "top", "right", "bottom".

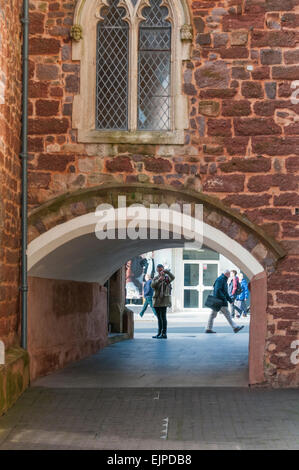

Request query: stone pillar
[
  {"left": 248, "top": 271, "right": 267, "bottom": 386},
  {"left": 109, "top": 266, "right": 126, "bottom": 333},
  {"left": 0, "top": 1, "right": 22, "bottom": 349},
  {"left": 123, "top": 307, "right": 134, "bottom": 339}
]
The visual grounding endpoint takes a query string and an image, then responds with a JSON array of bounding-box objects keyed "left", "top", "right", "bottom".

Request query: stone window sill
[{"left": 77, "top": 129, "right": 185, "bottom": 145}]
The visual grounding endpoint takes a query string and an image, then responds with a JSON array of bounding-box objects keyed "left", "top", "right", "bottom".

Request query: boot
[{"left": 152, "top": 332, "right": 162, "bottom": 338}]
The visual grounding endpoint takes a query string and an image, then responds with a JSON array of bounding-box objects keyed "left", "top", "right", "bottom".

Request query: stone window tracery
[{"left": 72, "top": 0, "right": 192, "bottom": 144}]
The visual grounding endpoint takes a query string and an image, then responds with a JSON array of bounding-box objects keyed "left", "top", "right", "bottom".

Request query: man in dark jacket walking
[
  {"left": 206, "top": 269, "right": 244, "bottom": 334},
  {"left": 139, "top": 274, "right": 157, "bottom": 317}
]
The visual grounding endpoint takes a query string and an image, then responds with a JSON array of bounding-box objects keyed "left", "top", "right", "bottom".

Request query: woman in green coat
[{"left": 151, "top": 264, "right": 175, "bottom": 339}]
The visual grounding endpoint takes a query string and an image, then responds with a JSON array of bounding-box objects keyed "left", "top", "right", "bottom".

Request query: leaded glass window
[
  {"left": 138, "top": 0, "right": 171, "bottom": 131},
  {"left": 95, "top": 0, "right": 175, "bottom": 134},
  {"left": 96, "top": 1, "right": 129, "bottom": 130}
]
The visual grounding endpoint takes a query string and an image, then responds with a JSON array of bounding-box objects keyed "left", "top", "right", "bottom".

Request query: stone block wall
[
  {"left": 0, "top": 347, "right": 30, "bottom": 416},
  {"left": 0, "top": 0, "right": 23, "bottom": 349},
  {"left": 26, "top": 0, "right": 299, "bottom": 242},
  {"left": 28, "top": 277, "right": 108, "bottom": 381},
  {"left": 25, "top": 0, "right": 299, "bottom": 386}
]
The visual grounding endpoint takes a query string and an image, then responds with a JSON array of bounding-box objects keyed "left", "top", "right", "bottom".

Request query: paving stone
[{"left": 0, "top": 317, "right": 299, "bottom": 450}]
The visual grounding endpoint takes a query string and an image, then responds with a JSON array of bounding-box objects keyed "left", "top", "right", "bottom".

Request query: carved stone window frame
[{"left": 72, "top": 0, "right": 192, "bottom": 144}]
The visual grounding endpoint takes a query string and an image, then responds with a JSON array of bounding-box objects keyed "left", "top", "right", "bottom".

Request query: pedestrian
[
  {"left": 205, "top": 269, "right": 244, "bottom": 334},
  {"left": 228, "top": 270, "right": 239, "bottom": 318},
  {"left": 235, "top": 272, "right": 249, "bottom": 318},
  {"left": 151, "top": 264, "right": 175, "bottom": 339},
  {"left": 140, "top": 252, "right": 155, "bottom": 281},
  {"left": 139, "top": 274, "right": 157, "bottom": 317},
  {"left": 125, "top": 257, "right": 143, "bottom": 298}
]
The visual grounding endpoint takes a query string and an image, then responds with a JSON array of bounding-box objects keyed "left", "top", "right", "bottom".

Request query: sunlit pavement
[{"left": 1, "top": 312, "right": 299, "bottom": 450}]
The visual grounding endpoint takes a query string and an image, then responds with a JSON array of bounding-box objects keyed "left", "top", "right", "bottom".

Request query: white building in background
[{"left": 126, "top": 246, "right": 243, "bottom": 313}]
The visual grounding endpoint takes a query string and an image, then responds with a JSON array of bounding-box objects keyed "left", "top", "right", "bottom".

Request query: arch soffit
[
  {"left": 27, "top": 184, "right": 286, "bottom": 275},
  {"left": 27, "top": 210, "right": 264, "bottom": 279}
]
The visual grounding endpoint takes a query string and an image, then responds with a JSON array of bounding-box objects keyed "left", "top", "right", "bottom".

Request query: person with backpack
[
  {"left": 205, "top": 269, "right": 244, "bottom": 334},
  {"left": 151, "top": 264, "right": 175, "bottom": 339},
  {"left": 228, "top": 270, "right": 241, "bottom": 318},
  {"left": 139, "top": 274, "right": 157, "bottom": 317},
  {"left": 235, "top": 272, "right": 249, "bottom": 318}
]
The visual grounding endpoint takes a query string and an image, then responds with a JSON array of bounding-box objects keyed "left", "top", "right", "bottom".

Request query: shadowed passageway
[{"left": 33, "top": 313, "right": 249, "bottom": 388}]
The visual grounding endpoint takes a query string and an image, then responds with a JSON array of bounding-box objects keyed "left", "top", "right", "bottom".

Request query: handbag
[{"left": 204, "top": 295, "right": 223, "bottom": 311}]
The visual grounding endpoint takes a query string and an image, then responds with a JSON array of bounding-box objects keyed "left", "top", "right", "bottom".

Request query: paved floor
[
  {"left": 1, "top": 388, "right": 299, "bottom": 449},
  {"left": 34, "top": 313, "right": 249, "bottom": 389},
  {"left": 1, "top": 313, "right": 299, "bottom": 450}
]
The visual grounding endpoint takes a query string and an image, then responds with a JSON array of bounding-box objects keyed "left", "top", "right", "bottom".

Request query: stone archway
[
  {"left": 28, "top": 183, "right": 284, "bottom": 268},
  {"left": 27, "top": 184, "right": 286, "bottom": 385}
]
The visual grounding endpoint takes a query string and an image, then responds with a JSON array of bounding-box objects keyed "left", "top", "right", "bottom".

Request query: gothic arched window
[
  {"left": 96, "top": 1, "right": 129, "bottom": 130},
  {"left": 72, "top": 0, "right": 192, "bottom": 144},
  {"left": 138, "top": 1, "right": 171, "bottom": 131}
]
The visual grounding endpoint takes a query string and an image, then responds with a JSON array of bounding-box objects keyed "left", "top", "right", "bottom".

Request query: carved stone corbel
[
  {"left": 180, "top": 23, "right": 193, "bottom": 42},
  {"left": 70, "top": 24, "right": 83, "bottom": 41}
]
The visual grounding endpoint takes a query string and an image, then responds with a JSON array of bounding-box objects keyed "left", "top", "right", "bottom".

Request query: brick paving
[
  {"left": 0, "top": 387, "right": 299, "bottom": 450},
  {"left": 0, "top": 318, "right": 299, "bottom": 450}
]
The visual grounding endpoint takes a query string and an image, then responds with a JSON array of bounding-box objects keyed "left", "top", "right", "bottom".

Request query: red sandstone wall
[
  {"left": 28, "top": 277, "right": 108, "bottom": 381},
  {"left": 26, "top": 0, "right": 299, "bottom": 386},
  {"left": 0, "top": 1, "right": 22, "bottom": 348}
]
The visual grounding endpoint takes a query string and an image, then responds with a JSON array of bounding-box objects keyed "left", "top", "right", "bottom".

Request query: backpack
[{"left": 235, "top": 279, "right": 242, "bottom": 295}]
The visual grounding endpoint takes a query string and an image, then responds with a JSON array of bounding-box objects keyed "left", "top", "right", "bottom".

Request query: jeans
[
  {"left": 139, "top": 296, "right": 157, "bottom": 317},
  {"left": 235, "top": 300, "right": 247, "bottom": 316},
  {"left": 229, "top": 299, "right": 236, "bottom": 317},
  {"left": 155, "top": 306, "right": 167, "bottom": 335}
]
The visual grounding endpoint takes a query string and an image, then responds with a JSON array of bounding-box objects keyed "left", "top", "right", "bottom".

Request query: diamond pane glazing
[
  {"left": 138, "top": 0, "right": 171, "bottom": 131},
  {"left": 140, "top": 0, "right": 169, "bottom": 27},
  {"left": 96, "top": 1, "right": 129, "bottom": 130},
  {"left": 139, "top": 28, "right": 171, "bottom": 50}
]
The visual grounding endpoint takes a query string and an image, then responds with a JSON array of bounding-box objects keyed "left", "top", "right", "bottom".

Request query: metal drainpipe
[
  {"left": 20, "top": 0, "right": 29, "bottom": 349},
  {"left": 105, "top": 279, "right": 111, "bottom": 333}
]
